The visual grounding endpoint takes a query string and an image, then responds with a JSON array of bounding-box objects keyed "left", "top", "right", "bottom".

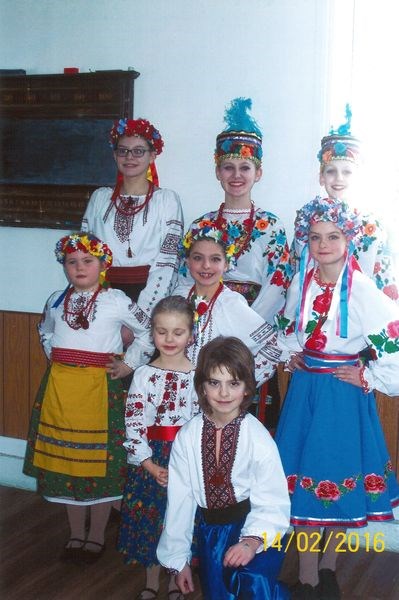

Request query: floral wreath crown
[
  {"left": 55, "top": 233, "right": 113, "bottom": 270},
  {"left": 318, "top": 104, "right": 361, "bottom": 168},
  {"left": 180, "top": 220, "right": 237, "bottom": 266},
  {"left": 294, "top": 196, "right": 362, "bottom": 242},
  {"left": 109, "top": 118, "right": 164, "bottom": 155},
  {"left": 215, "top": 97, "right": 263, "bottom": 167}
]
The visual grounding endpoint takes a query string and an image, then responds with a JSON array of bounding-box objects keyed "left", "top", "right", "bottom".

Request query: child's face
[
  {"left": 114, "top": 135, "right": 156, "bottom": 179},
  {"left": 186, "top": 240, "right": 227, "bottom": 294},
  {"left": 152, "top": 311, "right": 192, "bottom": 358},
  {"left": 203, "top": 365, "right": 247, "bottom": 426},
  {"left": 216, "top": 158, "right": 262, "bottom": 200},
  {"left": 64, "top": 251, "right": 102, "bottom": 292},
  {"left": 308, "top": 221, "right": 348, "bottom": 270},
  {"left": 319, "top": 160, "right": 358, "bottom": 201}
]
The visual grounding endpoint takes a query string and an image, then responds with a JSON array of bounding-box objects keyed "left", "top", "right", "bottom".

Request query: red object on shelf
[{"left": 64, "top": 67, "right": 79, "bottom": 74}]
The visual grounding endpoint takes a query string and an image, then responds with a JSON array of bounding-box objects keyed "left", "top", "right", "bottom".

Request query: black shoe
[
  {"left": 60, "top": 538, "right": 85, "bottom": 562},
  {"left": 318, "top": 569, "right": 341, "bottom": 600},
  {"left": 291, "top": 581, "right": 320, "bottom": 600}
]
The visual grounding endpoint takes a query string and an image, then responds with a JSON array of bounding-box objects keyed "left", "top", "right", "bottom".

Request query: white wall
[{"left": 0, "top": 0, "right": 332, "bottom": 312}]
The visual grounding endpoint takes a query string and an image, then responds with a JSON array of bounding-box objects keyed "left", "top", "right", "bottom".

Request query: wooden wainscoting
[
  {"left": 277, "top": 364, "right": 399, "bottom": 479},
  {"left": 0, "top": 311, "right": 48, "bottom": 439}
]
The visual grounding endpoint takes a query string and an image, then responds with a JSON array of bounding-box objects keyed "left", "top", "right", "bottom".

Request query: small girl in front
[
  {"left": 157, "top": 336, "right": 291, "bottom": 600},
  {"left": 118, "top": 296, "right": 199, "bottom": 600},
  {"left": 275, "top": 197, "right": 399, "bottom": 600},
  {"left": 23, "top": 233, "right": 153, "bottom": 563}
]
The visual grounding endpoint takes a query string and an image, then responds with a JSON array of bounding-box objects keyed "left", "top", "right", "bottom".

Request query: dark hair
[
  {"left": 194, "top": 336, "right": 256, "bottom": 414},
  {"left": 151, "top": 295, "right": 194, "bottom": 332}
]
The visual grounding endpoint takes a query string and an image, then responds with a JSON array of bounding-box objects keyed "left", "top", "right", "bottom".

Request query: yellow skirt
[{"left": 33, "top": 363, "right": 108, "bottom": 477}]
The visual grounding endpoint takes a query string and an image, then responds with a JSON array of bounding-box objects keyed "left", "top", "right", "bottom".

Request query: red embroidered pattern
[{"left": 201, "top": 413, "right": 244, "bottom": 509}]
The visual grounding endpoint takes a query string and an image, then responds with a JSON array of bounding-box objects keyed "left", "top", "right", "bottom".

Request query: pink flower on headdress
[
  {"left": 240, "top": 146, "right": 253, "bottom": 158},
  {"left": 363, "top": 223, "right": 376, "bottom": 236}
]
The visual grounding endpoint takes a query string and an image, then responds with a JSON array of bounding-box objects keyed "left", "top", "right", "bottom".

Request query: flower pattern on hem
[{"left": 287, "top": 461, "right": 394, "bottom": 507}]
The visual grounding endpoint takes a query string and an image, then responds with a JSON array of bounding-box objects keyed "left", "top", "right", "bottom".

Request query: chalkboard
[{"left": 0, "top": 118, "right": 117, "bottom": 186}]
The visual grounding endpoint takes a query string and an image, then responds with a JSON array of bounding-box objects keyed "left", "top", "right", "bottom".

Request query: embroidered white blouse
[
  {"left": 174, "top": 284, "right": 281, "bottom": 385},
  {"left": 124, "top": 365, "right": 199, "bottom": 465},
  {"left": 156, "top": 412, "right": 290, "bottom": 573},
  {"left": 82, "top": 187, "right": 184, "bottom": 315},
  {"left": 277, "top": 269, "right": 399, "bottom": 396},
  {"left": 39, "top": 287, "right": 153, "bottom": 370}
]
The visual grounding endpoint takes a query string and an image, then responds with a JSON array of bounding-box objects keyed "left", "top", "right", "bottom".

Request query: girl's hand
[
  {"left": 284, "top": 352, "right": 305, "bottom": 373},
  {"left": 106, "top": 356, "right": 133, "bottom": 379},
  {"left": 334, "top": 364, "right": 362, "bottom": 387},
  {"left": 223, "top": 538, "right": 260, "bottom": 567},
  {"left": 142, "top": 459, "right": 168, "bottom": 487},
  {"left": 176, "top": 564, "right": 195, "bottom": 594}
]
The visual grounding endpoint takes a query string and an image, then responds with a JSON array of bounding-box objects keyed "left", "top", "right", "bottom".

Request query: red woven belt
[
  {"left": 106, "top": 265, "right": 150, "bottom": 284},
  {"left": 51, "top": 347, "right": 112, "bottom": 368}
]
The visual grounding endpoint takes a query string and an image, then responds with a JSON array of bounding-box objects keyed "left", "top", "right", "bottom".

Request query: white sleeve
[
  {"left": 37, "top": 291, "right": 61, "bottom": 359},
  {"left": 216, "top": 292, "right": 281, "bottom": 385},
  {"left": 124, "top": 367, "right": 153, "bottom": 465},
  {"left": 115, "top": 291, "right": 154, "bottom": 369},
  {"left": 81, "top": 188, "right": 106, "bottom": 232},
  {"left": 240, "top": 426, "right": 291, "bottom": 548},
  {"left": 156, "top": 427, "right": 197, "bottom": 572},
  {"left": 275, "top": 274, "right": 303, "bottom": 361},
  {"left": 136, "top": 190, "right": 184, "bottom": 315}
]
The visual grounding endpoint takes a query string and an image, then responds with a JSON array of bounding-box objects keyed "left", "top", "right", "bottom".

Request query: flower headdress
[
  {"left": 294, "top": 196, "right": 362, "bottom": 243},
  {"left": 318, "top": 104, "right": 361, "bottom": 168},
  {"left": 180, "top": 220, "right": 237, "bottom": 268},
  {"left": 294, "top": 197, "right": 362, "bottom": 339},
  {"left": 109, "top": 118, "right": 164, "bottom": 155},
  {"left": 109, "top": 118, "right": 163, "bottom": 191},
  {"left": 55, "top": 232, "right": 113, "bottom": 270},
  {"left": 215, "top": 98, "right": 263, "bottom": 167}
]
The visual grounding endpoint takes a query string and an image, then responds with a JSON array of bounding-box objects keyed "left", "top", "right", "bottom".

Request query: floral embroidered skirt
[
  {"left": 23, "top": 368, "right": 127, "bottom": 503},
  {"left": 275, "top": 369, "right": 399, "bottom": 527},
  {"left": 118, "top": 440, "right": 172, "bottom": 566}
]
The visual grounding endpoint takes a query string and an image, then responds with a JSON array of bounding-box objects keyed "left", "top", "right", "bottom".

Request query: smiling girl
[
  {"left": 175, "top": 223, "right": 281, "bottom": 384},
  {"left": 275, "top": 197, "right": 399, "bottom": 600}
]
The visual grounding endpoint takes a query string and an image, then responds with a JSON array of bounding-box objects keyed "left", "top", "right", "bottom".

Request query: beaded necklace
[
  {"left": 215, "top": 201, "right": 256, "bottom": 260},
  {"left": 113, "top": 181, "right": 154, "bottom": 217},
  {"left": 188, "top": 282, "right": 224, "bottom": 338},
  {"left": 63, "top": 285, "right": 102, "bottom": 330}
]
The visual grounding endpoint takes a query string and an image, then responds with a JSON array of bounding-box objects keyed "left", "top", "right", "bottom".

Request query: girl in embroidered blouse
[
  {"left": 174, "top": 224, "right": 282, "bottom": 385},
  {"left": 275, "top": 197, "right": 399, "bottom": 600},
  {"left": 176, "top": 97, "right": 292, "bottom": 325},
  {"left": 82, "top": 118, "right": 184, "bottom": 379},
  {"left": 157, "top": 336, "right": 290, "bottom": 600},
  {"left": 117, "top": 295, "right": 198, "bottom": 600},
  {"left": 23, "top": 233, "right": 153, "bottom": 564}
]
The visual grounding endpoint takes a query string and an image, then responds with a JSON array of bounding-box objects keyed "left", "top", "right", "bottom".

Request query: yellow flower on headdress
[{"left": 225, "top": 243, "right": 236, "bottom": 258}]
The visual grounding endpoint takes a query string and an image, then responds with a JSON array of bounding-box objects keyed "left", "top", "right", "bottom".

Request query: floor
[{"left": 1, "top": 486, "right": 398, "bottom": 599}]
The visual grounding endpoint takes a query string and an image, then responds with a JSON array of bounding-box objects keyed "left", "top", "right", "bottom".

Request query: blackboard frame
[{"left": 0, "top": 70, "right": 139, "bottom": 229}]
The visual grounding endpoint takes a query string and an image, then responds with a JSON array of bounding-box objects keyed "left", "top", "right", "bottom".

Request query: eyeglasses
[{"left": 115, "top": 147, "right": 150, "bottom": 158}]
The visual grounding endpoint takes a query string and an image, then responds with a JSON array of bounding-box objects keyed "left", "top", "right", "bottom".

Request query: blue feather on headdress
[
  {"left": 329, "top": 103, "right": 352, "bottom": 136},
  {"left": 223, "top": 97, "right": 262, "bottom": 138}
]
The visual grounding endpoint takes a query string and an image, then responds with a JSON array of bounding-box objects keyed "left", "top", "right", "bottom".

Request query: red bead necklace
[
  {"left": 188, "top": 282, "right": 224, "bottom": 336},
  {"left": 215, "top": 201, "right": 256, "bottom": 260},
  {"left": 113, "top": 181, "right": 155, "bottom": 217},
  {"left": 63, "top": 285, "right": 102, "bottom": 330}
]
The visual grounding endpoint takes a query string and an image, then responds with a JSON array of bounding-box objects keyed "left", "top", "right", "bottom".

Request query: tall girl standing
[
  {"left": 275, "top": 197, "right": 399, "bottom": 600},
  {"left": 82, "top": 118, "right": 183, "bottom": 378},
  {"left": 118, "top": 296, "right": 199, "bottom": 600},
  {"left": 23, "top": 233, "right": 153, "bottom": 562},
  {"left": 177, "top": 97, "right": 291, "bottom": 324}
]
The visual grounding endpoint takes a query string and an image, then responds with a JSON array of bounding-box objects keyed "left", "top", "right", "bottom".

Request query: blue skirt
[
  {"left": 275, "top": 353, "right": 399, "bottom": 527},
  {"left": 197, "top": 512, "right": 289, "bottom": 600},
  {"left": 117, "top": 440, "right": 172, "bottom": 566}
]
